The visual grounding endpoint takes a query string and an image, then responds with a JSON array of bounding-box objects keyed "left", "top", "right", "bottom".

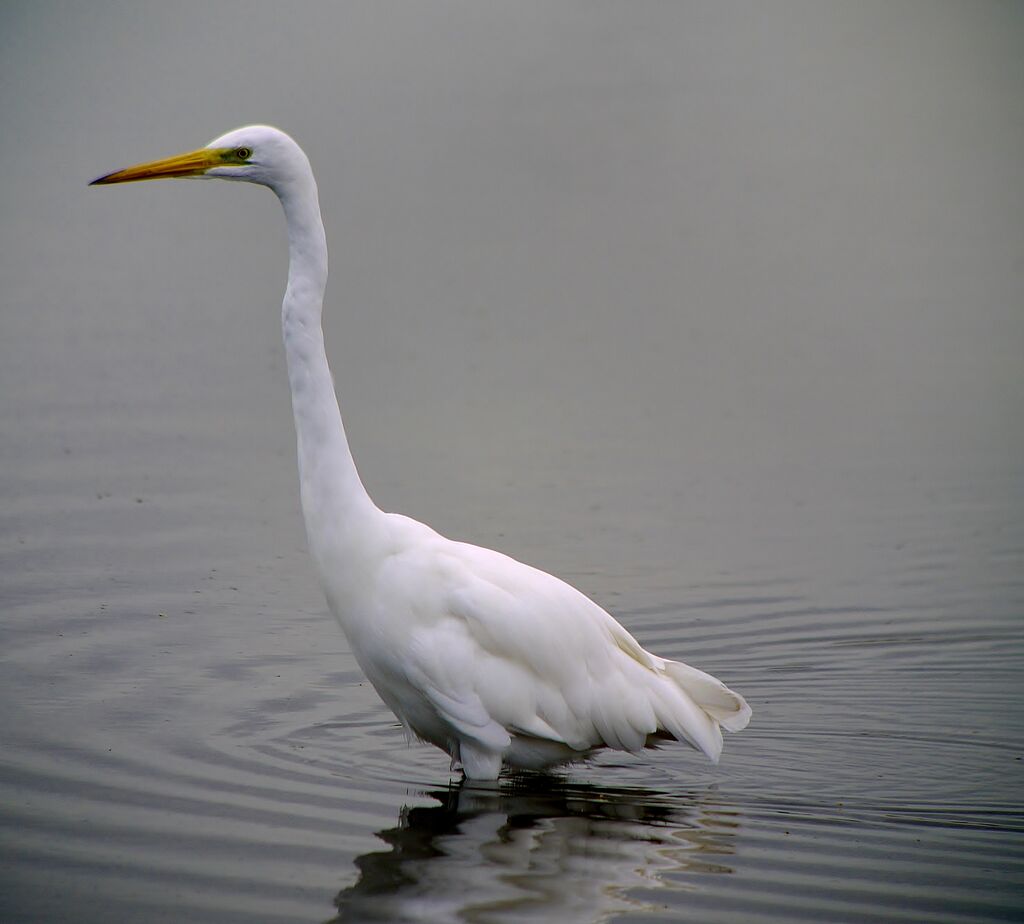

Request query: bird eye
[{"left": 235, "top": 147, "right": 252, "bottom": 160}]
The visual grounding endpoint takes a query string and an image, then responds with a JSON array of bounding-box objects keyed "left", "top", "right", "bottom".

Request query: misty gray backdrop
[{"left": 4, "top": 2, "right": 1020, "bottom": 560}]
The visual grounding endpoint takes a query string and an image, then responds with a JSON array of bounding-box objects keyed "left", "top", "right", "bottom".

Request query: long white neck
[{"left": 274, "top": 167, "right": 382, "bottom": 577}]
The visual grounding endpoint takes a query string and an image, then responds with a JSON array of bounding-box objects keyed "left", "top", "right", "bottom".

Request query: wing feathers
[{"left": 395, "top": 540, "right": 748, "bottom": 770}]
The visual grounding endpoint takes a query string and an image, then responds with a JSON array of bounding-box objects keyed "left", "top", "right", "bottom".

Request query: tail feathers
[
  {"left": 663, "top": 660, "right": 752, "bottom": 733},
  {"left": 652, "top": 686, "right": 724, "bottom": 762},
  {"left": 606, "top": 621, "right": 750, "bottom": 760}
]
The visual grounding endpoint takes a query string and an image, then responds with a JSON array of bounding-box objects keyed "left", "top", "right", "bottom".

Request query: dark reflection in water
[{"left": 331, "top": 776, "right": 739, "bottom": 923}]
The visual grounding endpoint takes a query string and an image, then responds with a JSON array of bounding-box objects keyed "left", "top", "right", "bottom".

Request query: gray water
[{"left": 2, "top": 2, "right": 1023, "bottom": 921}]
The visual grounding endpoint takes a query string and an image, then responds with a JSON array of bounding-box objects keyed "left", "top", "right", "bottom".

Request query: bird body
[
  {"left": 326, "top": 513, "right": 750, "bottom": 779},
  {"left": 92, "top": 125, "right": 750, "bottom": 780}
]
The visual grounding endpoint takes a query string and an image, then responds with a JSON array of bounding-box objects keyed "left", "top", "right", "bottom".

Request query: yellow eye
[{"left": 234, "top": 147, "right": 252, "bottom": 160}]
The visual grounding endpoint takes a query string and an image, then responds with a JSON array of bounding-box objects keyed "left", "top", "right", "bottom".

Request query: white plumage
[{"left": 92, "top": 125, "right": 751, "bottom": 780}]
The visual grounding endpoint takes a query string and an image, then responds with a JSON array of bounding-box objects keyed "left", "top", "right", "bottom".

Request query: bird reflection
[{"left": 329, "top": 774, "right": 741, "bottom": 923}]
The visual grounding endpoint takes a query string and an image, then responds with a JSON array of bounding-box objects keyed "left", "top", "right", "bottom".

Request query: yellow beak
[{"left": 90, "top": 147, "right": 225, "bottom": 185}]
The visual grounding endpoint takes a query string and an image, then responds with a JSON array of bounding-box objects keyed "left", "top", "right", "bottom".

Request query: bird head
[{"left": 90, "top": 125, "right": 308, "bottom": 192}]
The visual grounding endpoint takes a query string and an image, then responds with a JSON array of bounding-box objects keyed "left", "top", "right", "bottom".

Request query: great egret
[{"left": 91, "top": 125, "right": 751, "bottom": 780}]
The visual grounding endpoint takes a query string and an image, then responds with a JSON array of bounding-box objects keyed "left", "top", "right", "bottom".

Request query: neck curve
[{"left": 273, "top": 168, "right": 382, "bottom": 572}]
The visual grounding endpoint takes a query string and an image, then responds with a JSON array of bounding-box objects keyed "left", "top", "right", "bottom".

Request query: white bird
[{"left": 91, "top": 125, "right": 751, "bottom": 780}]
